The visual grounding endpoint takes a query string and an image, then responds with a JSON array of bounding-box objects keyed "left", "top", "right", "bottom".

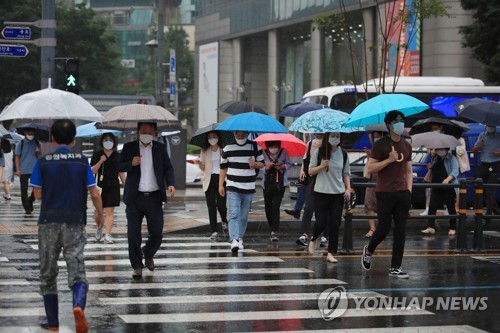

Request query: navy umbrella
[
  {"left": 454, "top": 98, "right": 500, "bottom": 126},
  {"left": 279, "top": 102, "right": 325, "bottom": 117},
  {"left": 16, "top": 123, "right": 50, "bottom": 142}
]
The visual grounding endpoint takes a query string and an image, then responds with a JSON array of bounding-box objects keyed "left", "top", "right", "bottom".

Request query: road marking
[
  {"left": 0, "top": 308, "right": 44, "bottom": 317},
  {"left": 30, "top": 241, "right": 232, "bottom": 250},
  {"left": 83, "top": 249, "right": 257, "bottom": 256},
  {"left": 22, "top": 236, "right": 223, "bottom": 243},
  {"left": 0, "top": 279, "right": 30, "bottom": 286},
  {"left": 0, "top": 292, "right": 39, "bottom": 299},
  {"left": 472, "top": 256, "right": 500, "bottom": 265},
  {"left": 247, "top": 326, "right": 488, "bottom": 333},
  {"left": 0, "top": 326, "right": 75, "bottom": 333}
]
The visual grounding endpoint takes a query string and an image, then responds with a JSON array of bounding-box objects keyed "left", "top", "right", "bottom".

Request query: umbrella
[
  {"left": 189, "top": 123, "right": 235, "bottom": 149},
  {"left": 409, "top": 117, "right": 467, "bottom": 138},
  {"left": 411, "top": 132, "right": 462, "bottom": 149},
  {"left": 216, "top": 112, "right": 287, "bottom": 133},
  {"left": 254, "top": 133, "right": 306, "bottom": 157},
  {"left": 288, "top": 108, "right": 364, "bottom": 133},
  {"left": 16, "top": 123, "right": 50, "bottom": 142},
  {"left": 217, "top": 101, "right": 267, "bottom": 115},
  {"left": 76, "top": 122, "right": 122, "bottom": 138},
  {"left": 97, "top": 104, "right": 181, "bottom": 131},
  {"left": 279, "top": 102, "right": 325, "bottom": 117},
  {"left": 0, "top": 88, "right": 102, "bottom": 122},
  {"left": 454, "top": 98, "right": 500, "bottom": 126},
  {"left": 343, "top": 93, "right": 429, "bottom": 127},
  {"left": 0, "top": 125, "right": 9, "bottom": 137},
  {"left": 365, "top": 123, "right": 389, "bottom": 133}
]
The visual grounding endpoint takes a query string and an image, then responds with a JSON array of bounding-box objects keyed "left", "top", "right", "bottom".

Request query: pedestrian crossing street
[{"left": 0, "top": 234, "right": 489, "bottom": 332}]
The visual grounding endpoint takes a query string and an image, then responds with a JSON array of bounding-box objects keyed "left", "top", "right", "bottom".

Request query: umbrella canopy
[
  {"left": 217, "top": 101, "right": 267, "bottom": 115},
  {"left": 409, "top": 117, "right": 467, "bottom": 138},
  {"left": 411, "top": 132, "right": 462, "bottom": 149},
  {"left": 343, "top": 93, "right": 429, "bottom": 128},
  {"left": 0, "top": 125, "right": 9, "bottom": 137},
  {"left": 454, "top": 98, "right": 500, "bottom": 126},
  {"left": 16, "top": 123, "right": 50, "bottom": 142},
  {"left": 189, "top": 123, "right": 236, "bottom": 149},
  {"left": 289, "top": 108, "right": 364, "bottom": 133},
  {"left": 0, "top": 88, "right": 102, "bottom": 122},
  {"left": 216, "top": 112, "right": 287, "bottom": 133},
  {"left": 76, "top": 122, "right": 122, "bottom": 138},
  {"left": 254, "top": 133, "right": 306, "bottom": 157},
  {"left": 98, "top": 104, "right": 181, "bottom": 131},
  {"left": 279, "top": 102, "right": 325, "bottom": 118},
  {"left": 365, "top": 123, "right": 389, "bottom": 133}
]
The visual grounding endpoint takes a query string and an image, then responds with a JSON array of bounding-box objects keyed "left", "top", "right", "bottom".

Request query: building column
[
  {"left": 362, "top": 7, "right": 376, "bottom": 81},
  {"left": 268, "top": 30, "right": 279, "bottom": 119},
  {"left": 310, "top": 25, "right": 323, "bottom": 90},
  {"left": 232, "top": 38, "right": 243, "bottom": 101}
]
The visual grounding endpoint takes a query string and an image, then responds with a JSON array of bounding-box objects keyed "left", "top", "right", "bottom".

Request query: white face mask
[
  {"left": 26, "top": 135, "right": 34, "bottom": 141},
  {"left": 391, "top": 122, "right": 405, "bottom": 135},
  {"left": 487, "top": 126, "right": 496, "bottom": 134},
  {"left": 436, "top": 149, "right": 448, "bottom": 157},
  {"left": 139, "top": 134, "right": 153, "bottom": 145},
  {"left": 313, "top": 138, "right": 322, "bottom": 145},
  {"left": 208, "top": 138, "right": 218, "bottom": 146},
  {"left": 103, "top": 140, "right": 114, "bottom": 150},
  {"left": 328, "top": 137, "right": 340, "bottom": 146},
  {"left": 268, "top": 147, "right": 279, "bottom": 154},
  {"left": 235, "top": 138, "right": 247, "bottom": 145},
  {"left": 373, "top": 137, "right": 381, "bottom": 143}
]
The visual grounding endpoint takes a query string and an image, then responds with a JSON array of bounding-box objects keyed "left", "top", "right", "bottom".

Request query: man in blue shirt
[
  {"left": 15, "top": 128, "right": 40, "bottom": 213},
  {"left": 30, "top": 119, "right": 104, "bottom": 333}
]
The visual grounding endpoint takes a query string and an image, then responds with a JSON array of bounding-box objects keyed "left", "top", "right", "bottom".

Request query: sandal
[{"left": 364, "top": 229, "right": 375, "bottom": 238}]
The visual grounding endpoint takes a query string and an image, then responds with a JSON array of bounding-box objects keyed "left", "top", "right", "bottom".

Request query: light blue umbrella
[
  {"left": 343, "top": 93, "right": 429, "bottom": 128},
  {"left": 216, "top": 112, "right": 287, "bottom": 133},
  {"left": 76, "top": 122, "right": 122, "bottom": 138},
  {"left": 289, "top": 108, "right": 364, "bottom": 133}
]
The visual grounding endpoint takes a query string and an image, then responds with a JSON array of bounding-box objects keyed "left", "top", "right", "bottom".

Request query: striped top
[{"left": 221, "top": 140, "right": 264, "bottom": 193}]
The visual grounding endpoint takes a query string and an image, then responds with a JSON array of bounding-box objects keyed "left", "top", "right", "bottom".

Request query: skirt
[{"left": 101, "top": 186, "right": 121, "bottom": 208}]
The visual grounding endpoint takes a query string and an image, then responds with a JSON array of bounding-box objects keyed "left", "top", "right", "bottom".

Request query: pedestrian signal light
[{"left": 65, "top": 59, "right": 79, "bottom": 94}]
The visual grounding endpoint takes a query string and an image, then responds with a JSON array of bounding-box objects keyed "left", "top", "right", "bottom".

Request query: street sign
[
  {"left": 1, "top": 26, "right": 31, "bottom": 40},
  {"left": 0, "top": 44, "right": 28, "bottom": 57},
  {"left": 170, "top": 83, "right": 176, "bottom": 97}
]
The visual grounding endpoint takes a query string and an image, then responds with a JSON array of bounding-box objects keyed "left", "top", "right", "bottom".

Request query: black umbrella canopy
[
  {"left": 409, "top": 117, "right": 466, "bottom": 138},
  {"left": 189, "top": 123, "right": 235, "bottom": 149},
  {"left": 217, "top": 101, "right": 267, "bottom": 115},
  {"left": 454, "top": 98, "right": 500, "bottom": 126},
  {"left": 16, "top": 123, "right": 50, "bottom": 142}
]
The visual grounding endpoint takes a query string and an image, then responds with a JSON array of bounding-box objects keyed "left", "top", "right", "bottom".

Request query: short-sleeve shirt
[
  {"left": 370, "top": 136, "right": 412, "bottom": 192},
  {"left": 14, "top": 139, "right": 39, "bottom": 175},
  {"left": 30, "top": 146, "right": 96, "bottom": 225},
  {"left": 90, "top": 150, "right": 120, "bottom": 188},
  {"left": 309, "top": 148, "right": 350, "bottom": 194},
  {"left": 475, "top": 130, "right": 500, "bottom": 163}
]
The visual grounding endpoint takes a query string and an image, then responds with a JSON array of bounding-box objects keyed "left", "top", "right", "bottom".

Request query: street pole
[
  {"left": 41, "top": 0, "right": 56, "bottom": 89},
  {"left": 156, "top": 0, "right": 165, "bottom": 106}
]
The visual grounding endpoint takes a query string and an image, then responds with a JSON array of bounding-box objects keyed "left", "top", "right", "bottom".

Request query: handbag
[{"left": 423, "top": 169, "right": 432, "bottom": 183}]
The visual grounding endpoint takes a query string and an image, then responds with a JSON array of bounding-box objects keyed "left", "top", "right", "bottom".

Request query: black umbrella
[
  {"left": 217, "top": 101, "right": 267, "bottom": 115},
  {"left": 409, "top": 117, "right": 466, "bottom": 138},
  {"left": 279, "top": 102, "right": 325, "bottom": 117},
  {"left": 454, "top": 98, "right": 500, "bottom": 126},
  {"left": 189, "top": 123, "right": 235, "bottom": 149},
  {"left": 16, "top": 123, "right": 50, "bottom": 142}
]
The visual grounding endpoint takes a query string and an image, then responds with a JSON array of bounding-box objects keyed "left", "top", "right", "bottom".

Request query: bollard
[
  {"left": 455, "top": 179, "right": 468, "bottom": 253},
  {"left": 339, "top": 194, "right": 355, "bottom": 254},
  {"left": 472, "top": 178, "right": 484, "bottom": 252}
]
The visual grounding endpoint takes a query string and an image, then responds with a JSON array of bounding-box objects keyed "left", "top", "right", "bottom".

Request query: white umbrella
[
  {"left": 0, "top": 88, "right": 102, "bottom": 122},
  {"left": 98, "top": 104, "right": 181, "bottom": 130}
]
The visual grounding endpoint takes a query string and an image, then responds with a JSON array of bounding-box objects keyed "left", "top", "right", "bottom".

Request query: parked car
[{"left": 186, "top": 154, "right": 202, "bottom": 185}]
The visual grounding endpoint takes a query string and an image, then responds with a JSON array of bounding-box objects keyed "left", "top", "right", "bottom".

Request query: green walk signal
[{"left": 64, "top": 59, "right": 79, "bottom": 94}]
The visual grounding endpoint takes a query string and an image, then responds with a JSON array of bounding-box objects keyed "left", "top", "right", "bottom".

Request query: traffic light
[{"left": 64, "top": 59, "right": 79, "bottom": 94}]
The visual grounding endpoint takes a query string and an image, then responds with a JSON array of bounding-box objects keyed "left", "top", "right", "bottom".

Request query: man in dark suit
[{"left": 119, "top": 122, "right": 175, "bottom": 278}]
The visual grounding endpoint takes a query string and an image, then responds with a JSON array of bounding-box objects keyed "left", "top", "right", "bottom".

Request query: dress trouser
[
  {"left": 428, "top": 188, "right": 457, "bottom": 229},
  {"left": 205, "top": 174, "right": 228, "bottom": 232},
  {"left": 311, "top": 192, "right": 344, "bottom": 254},
  {"left": 479, "top": 162, "right": 500, "bottom": 215},
  {"left": 263, "top": 187, "right": 286, "bottom": 232},
  {"left": 20, "top": 173, "right": 34, "bottom": 212}
]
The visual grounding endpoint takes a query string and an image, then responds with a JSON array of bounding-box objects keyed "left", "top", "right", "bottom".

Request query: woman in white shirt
[{"left": 199, "top": 131, "right": 228, "bottom": 239}]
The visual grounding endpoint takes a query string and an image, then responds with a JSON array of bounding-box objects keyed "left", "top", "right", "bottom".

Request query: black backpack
[{"left": 264, "top": 148, "right": 285, "bottom": 194}]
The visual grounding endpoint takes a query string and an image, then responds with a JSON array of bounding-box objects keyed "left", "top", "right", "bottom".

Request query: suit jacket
[{"left": 119, "top": 140, "right": 175, "bottom": 205}]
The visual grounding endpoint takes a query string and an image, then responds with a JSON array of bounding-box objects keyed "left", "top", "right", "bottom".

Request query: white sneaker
[
  {"left": 210, "top": 232, "right": 218, "bottom": 239},
  {"left": 448, "top": 229, "right": 456, "bottom": 235},
  {"left": 420, "top": 209, "right": 429, "bottom": 216},
  {"left": 230, "top": 239, "right": 239, "bottom": 253},
  {"left": 443, "top": 209, "right": 449, "bottom": 216},
  {"left": 103, "top": 234, "right": 114, "bottom": 244},
  {"left": 95, "top": 227, "right": 104, "bottom": 241},
  {"left": 320, "top": 236, "right": 328, "bottom": 247},
  {"left": 421, "top": 227, "right": 436, "bottom": 234},
  {"left": 238, "top": 238, "right": 244, "bottom": 250}
]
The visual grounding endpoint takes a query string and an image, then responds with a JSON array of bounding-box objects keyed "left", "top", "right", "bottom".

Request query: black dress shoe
[
  {"left": 132, "top": 268, "right": 142, "bottom": 278},
  {"left": 284, "top": 209, "right": 300, "bottom": 219},
  {"left": 145, "top": 257, "right": 155, "bottom": 271}
]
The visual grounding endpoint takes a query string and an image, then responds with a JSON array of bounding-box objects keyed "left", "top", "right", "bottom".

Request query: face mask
[
  {"left": 373, "top": 137, "right": 381, "bottom": 143},
  {"left": 433, "top": 129, "right": 442, "bottom": 133},
  {"left": 103, "top": 140, "right": 114, "bottom": 150},
  {"left": 313, "top": 138, "right": 322, "bottom": 145},
  {"left": 391, "top": 122, "right": 405, "bottom": 135},
  {"left": 26, "top": 135, "right": 34, "bottom": 141},
  {"left": 139, "top": 134, "right": 153, "bottom": 145},
  {"left": 235, "top": 138, "right": 247, "bottom": 145},
  {"left": 328, "top": 137, "right": 340, "bottom": 146},
  {"left": 208, "top": 138, "right": 218, "bottom": 146},
  {"left": 436, "top": 149, "right": 447, "bottom": 157},
  {"left": 487, "top": 126, "right": 496, "bottom": 134},
  {"left": 268, "top": 147, "right": 279, "bottom": 154}
]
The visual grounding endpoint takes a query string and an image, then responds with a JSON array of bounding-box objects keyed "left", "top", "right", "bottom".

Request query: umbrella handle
[{"left": 392, "top": 146, "right": 404, "bottom": 162}]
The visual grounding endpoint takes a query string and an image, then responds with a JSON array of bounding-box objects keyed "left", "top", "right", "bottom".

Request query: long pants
[
  {"left": 264, "top": 187, "right": 286, "bottom": 232},
  {"left": 368, "top": 190, "right": 412, "bottom": 269},
  {"left": 479, "top": 162, "right": 500, "bottom": 215},
  {"left": 293, "top": 183, "right": 306, "bottom": 211},
  {"left": 126, "top": 192, "right": 164, "bottom": 269},
  {"left": 428, "top": 188, "right": 457, "bottom": 229},
  {"left": 205, "top": 174, "right": 227, "bottom": 232},
  {"left": 227, "top": 191, "right": 254, "bottom": 241},
  {"left": 300, "top": 182, "right": 329, "bottom": 237},
  {"left": 311, "top": 192, "right": 344, "bottom": 254},
  {"left": 38, "top": 223, "right": 87, "bottom": 295},
  {"left": 20, "top": 173, "right": 34, "bottom": 213}
]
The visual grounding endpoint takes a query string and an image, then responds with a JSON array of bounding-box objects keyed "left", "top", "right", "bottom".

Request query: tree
[{"left": 459, "top": 0, "right": 500, "bottom": 84}]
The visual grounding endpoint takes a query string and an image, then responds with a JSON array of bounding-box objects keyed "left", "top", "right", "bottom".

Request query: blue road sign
[
  {"left": 170, "top": 83, "right": 176, "bottom": 96},
  {"left": 2, "top": 27, "right": 31, "bottom": 40},
  {"left": 170, "top": 57, "right": 176, "bottom": 73},
  {"left": 0, "top": 45, "right": 28, "bottom": 57}
]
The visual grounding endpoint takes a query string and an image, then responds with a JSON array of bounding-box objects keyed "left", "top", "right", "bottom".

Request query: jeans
[
  {"left": 428, "top": 189, "right": 457, "bottom": 229},
  {"left": 20, "top": 174, "right": 34, "bottom": 213},
  {"left": 227, "top": 190, "right": 254, "bottom": 241},
  {"left": 264, "top": 187, "right": 285, "bottom": 232},
  {"left": 479, "top": 162, "right": 500, "bottom": 215},
  {"left": 368, "top": 190, "right": 412, "bottom": 269},
  {"left": 126, "top": 192, "right": 164, "bottom": 269},
  {"left": 205, "top": 174, "right": 227, "bottom": 232},
  {"left": 311, "top": 192, "right": 344, "bottom": 254},
  {"left": 293, "top": 183, "right": 306, "bottom": 211}
]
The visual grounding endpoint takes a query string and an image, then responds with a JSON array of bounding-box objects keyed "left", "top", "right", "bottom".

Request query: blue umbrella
[
  {"left": 76, "top": 122, "right": 122, "bottom": 138},
  {"left": 279, "top": 102, "right": 325, "bottom": 117},
  {"left": 289, "top": 108, "right": 364, "bottom": 133},
  {"left": 342, "top": 94, "right": 429, "bottom": 128},
  {"left": 216, "top": 112, "right": 287, "bottom": 133}
]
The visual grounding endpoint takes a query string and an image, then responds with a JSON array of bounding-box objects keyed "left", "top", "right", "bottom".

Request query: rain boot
[
  {"left": 72, "top": 282, "right": 88, "bottom": 333},
  {"left": 40, "top": 294, "right": 59, "bottom": 331}
]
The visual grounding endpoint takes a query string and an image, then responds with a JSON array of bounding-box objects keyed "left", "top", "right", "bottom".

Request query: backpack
[{"left": 264, "top": 148, "right": 285, "bottom": 194}]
